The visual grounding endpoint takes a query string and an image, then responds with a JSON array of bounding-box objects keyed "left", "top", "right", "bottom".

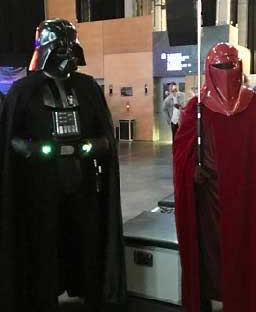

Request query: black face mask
[{"left": 44, "top": 48, "right": 78, "bottom": 79}]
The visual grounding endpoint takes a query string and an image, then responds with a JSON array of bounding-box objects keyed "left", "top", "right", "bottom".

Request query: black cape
[
  {"left": 0, "top": 91, "right": 4, "bottom": 115},
  {"left": 0, "top": 71, "right": 126, "bottom": 311}
]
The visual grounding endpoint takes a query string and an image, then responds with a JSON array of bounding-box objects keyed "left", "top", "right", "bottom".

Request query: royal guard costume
[
  {"left": 0, "top": 19, "right": 126, "bottom": 312},
  {"left": 173, "top": 42, "right": 256, "bottom": 312}
]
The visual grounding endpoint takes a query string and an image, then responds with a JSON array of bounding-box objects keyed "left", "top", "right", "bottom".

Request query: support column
[
  {"left": 125, "top": 0, "right": 133, "bottom": 17},
  {"left": 238, "top": 0, "right": 248, "bottom": 47},
  {"left": 216, "top": 0, "right": 231, "bottom": 25},
  {"left": 44, "top": 0, "right": 48, "bottom": 18}
]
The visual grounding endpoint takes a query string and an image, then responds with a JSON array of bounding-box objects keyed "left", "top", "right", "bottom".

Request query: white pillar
[
  {"left": 238, "top": 0, "right": 248, "bottom": 47},
  {"left": 216, "top": 0, "right": 231, "bottom": 25},
  {"left": 125, "top": 0, "right": 134, "bottom": 17}
]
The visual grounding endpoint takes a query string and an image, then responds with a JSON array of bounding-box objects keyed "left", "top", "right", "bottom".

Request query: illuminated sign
[
  {"left": 161, "top": 53, "right": 192, "bottom": 72},
  {"left": 153, "top": 32, "right": 196, "bottom": 77}
]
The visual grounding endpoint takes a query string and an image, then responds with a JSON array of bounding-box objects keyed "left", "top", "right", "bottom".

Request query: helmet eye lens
[
  {"left": 213, "top": 63, "right": 236, "bottom": 70},
  {"left": 40, "top": 29, "right": 57, "bottom": 46}
]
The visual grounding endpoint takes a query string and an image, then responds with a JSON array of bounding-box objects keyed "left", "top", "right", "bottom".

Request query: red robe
[{"left": 174, "top": 93, "right": 256, "bottom": 312}]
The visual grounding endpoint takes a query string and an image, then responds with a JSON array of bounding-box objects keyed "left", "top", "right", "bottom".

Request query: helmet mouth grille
[{"left": 212, "top": 63, "right": 237, "bottom": 70}]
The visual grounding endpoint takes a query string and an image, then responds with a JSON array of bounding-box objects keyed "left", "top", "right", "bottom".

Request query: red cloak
[{"left": 173, "top": 92, "right": 256, "bottom": 312}]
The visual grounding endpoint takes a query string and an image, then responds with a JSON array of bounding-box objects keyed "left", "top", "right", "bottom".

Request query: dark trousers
[
  {"left": 200, "top": 297, "right": 213, "bottom": 312},
  {"left": 23, "top": 160, "right": 104, "bottom": 312},
  {"left": 171, "top": 122, "right": 179, "bottom": 141}
]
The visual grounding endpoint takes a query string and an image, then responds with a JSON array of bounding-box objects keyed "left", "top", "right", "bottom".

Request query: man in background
[{"left": 163, "top": 82, "right": 185, "bottom": 141}]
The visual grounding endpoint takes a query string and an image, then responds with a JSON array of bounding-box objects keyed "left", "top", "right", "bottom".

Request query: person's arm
[{"left": 163, "top": 97, "right": 173, "bottom": 125}]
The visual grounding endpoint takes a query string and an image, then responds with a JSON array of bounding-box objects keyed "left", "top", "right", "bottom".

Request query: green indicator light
[
  {"left": 81, "top": 143, "right": 92, "bottom": 153},
  {"left": 41, "top": 145, "right": 52, "bottom": 155}
]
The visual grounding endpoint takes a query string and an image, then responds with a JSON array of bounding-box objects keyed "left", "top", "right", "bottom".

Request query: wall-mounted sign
[
  {"left": 154, "top": 26, "right": 232, "bottom": 77},
  {"left": 153, "top": 32, "right": 196, "bottom": 77},
  {"left": 160, "top": 52, "right": 192, "bottom": 71},
  {"left": 121, "top": 87, "right": 133, "bottom": 96}
]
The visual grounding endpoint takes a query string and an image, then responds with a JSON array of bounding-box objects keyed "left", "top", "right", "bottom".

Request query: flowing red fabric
[{"left": 173, "top": 92, "right": 256, "bottom": 312}]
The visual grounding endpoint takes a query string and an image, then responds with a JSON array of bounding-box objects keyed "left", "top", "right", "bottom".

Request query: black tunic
[
  {"left": 0, "top": 71, "right": 126, "bottom": 312},
  {"left": 196, "top": 108, "right": 221, "bottom": 300}
]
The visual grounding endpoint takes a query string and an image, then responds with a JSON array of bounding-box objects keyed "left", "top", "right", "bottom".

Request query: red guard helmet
[{"left": 201, "top": 42, "right": 252, "bottom": 116}]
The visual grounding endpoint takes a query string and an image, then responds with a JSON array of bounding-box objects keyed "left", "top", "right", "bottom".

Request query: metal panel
[{"left": 125, "top": 245, "right": 181, "bottom": 304}]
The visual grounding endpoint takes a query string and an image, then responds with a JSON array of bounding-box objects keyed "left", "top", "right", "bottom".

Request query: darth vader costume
[
  {"left": 174, "top": 43, "right": 256, "bottom": 312},
  {"left": 0, "top": 19, "right": 126, "bottom": 312},
  {"left": 0, "top": 91, "right": 4, "bottom": 114}
]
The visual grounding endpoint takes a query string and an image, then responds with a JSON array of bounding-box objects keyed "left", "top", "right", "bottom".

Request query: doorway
[{"left": 154, "top": 77, "right": 185, "bottom": 143}]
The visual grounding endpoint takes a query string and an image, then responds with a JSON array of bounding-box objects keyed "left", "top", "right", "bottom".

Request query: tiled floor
[{"left": 118, "top": 141, "right": 174, "bottom": 222}]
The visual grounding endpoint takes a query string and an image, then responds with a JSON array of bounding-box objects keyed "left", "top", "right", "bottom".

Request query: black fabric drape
[{"left": 0, "top": 0, "right": 45, "bottom": 66}]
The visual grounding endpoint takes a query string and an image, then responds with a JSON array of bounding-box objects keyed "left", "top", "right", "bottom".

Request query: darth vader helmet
[{"left": 29, "top": 18, "right": 86, "bottom": 78}]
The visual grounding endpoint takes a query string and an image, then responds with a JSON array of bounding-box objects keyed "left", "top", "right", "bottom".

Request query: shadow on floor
[
  {"left": 58, "top": 296, "right": 182, "bottom": 312},
  {"left": 59, "top": 301, "right": 84, "bottom": 311},
  {"left": 127, "top": 296, "right": 182, "bottom": 312},
  {"left": 59, "top": 299, "right": 127, "bottom": 312}
]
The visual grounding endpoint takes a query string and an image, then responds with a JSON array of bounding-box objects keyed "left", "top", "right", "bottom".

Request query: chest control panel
[{"left": 53, "top": 111, "right": 80, "bottom": 137}]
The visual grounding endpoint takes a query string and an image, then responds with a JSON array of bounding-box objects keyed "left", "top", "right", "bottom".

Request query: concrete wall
[
  {"left": 103, "top": 17, "right": 153, "bottom": 141},
  {"left": 77, "top": 21, "right": 104, "bottom": 78},
  {"left": 247, "top": 74, "right": 256, "bottom": 89},
  {"left": 45, "top": 0, "right": 76, "bottom": 24},
  {"left": 237, "top": 45, "right": 251, "bottom": 75},
  {"left": 184, "top": 74, "right": 205, "bottom": 102},
  {"left": 46, "top": 0, "right": 154, "bottom": 141},
  {"left": 45, "top": 0, "right": 251, "bottom": 141}
]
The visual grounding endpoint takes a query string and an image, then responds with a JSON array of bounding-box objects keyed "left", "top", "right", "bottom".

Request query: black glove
[
  {"left": 79, "top": 136, "right": 109, "bottom": 159},
  {"left": 11, "top": 137, "right": 32, "bottom": 159},
  {"left": 11, "top": 137, "right": 55, "bottom": 160}
]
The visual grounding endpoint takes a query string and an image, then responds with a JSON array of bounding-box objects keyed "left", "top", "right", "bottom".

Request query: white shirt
[{"left": 171, "top": 96, "right": 180, "bottom": 124}]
